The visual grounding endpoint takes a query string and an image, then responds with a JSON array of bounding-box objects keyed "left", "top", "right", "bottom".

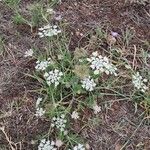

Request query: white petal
[
  {"left": 92, "top": 51, "right": 98, "bottom": 57},
  {"left": 94, "top": 70, "right": 99, "bottom": 75},
  {"left": 87, "top": 58, "right": 92, "bottom": 62}
]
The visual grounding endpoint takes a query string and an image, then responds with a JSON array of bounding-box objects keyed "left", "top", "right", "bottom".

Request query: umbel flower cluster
[
  {"left": 24, "top": 49, "right": 33, "bottom": 57},
  {"left": 93, "top": 104, "right": 101, "bottom": 114},
  {"left": 87, "top": 51, "right": 117, "bottom": 76},
  {"left": 44, "top": 69, "right": 63, "bottom": 87},
  {"left": 71, "top": 111, "right": 79, "bottom": 120},
  {"left": 51, "top": 114, "right": 67, "bottom": 132},
  {"left": 38, "top": 139, "right": 57, "bottom": 150},
  {"left": 35, "top": 60, "right": 49, "bottom": 71},
  {"left": 38, "top": 25, "right": 61, "bottom": 38},
  {"left": 35, "top": 58, "right": 53, "bottom": 71},
  {"left": 132, "top": 72, "right": 148, "bottom": 92},
  {"left": 81, "top": 76, "right": 96, "bottom": 91},
  {"left": 35, "top": 97, "right": 45, "bottom": 117}
]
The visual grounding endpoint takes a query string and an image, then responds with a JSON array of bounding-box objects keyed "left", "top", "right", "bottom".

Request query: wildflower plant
[
  {"left": 3, "top": 0, "right": 150, "bottom": 149},
  {"left": 132, "top": 72, "right": 148, "bottom": 92},
  {"left": 33, "top": 34, "right": 120, "bottom": 146},
  {"left": 31, "top": 20, "right": 149, "bottom": 149}
]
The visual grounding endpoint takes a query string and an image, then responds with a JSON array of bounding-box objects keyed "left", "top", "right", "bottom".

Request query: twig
[
  {"left": 132, "top": 45, "right": 137, "bottom": 69},
  {"left": 0, "top": 126, "right": 17, "bottom": 150}
]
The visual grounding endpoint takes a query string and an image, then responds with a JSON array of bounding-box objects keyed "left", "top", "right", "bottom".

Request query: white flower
[
  {"left": 35, "top": 58, "right": 53, "bottom": 71},
  {"left": 44, "top": 69, "right": 63, "bottom": 87},
  {"left": 72, "top": 144, "right": 85, "bottom": 150},
  {"left": 79, "top": 59, "right": 83, "bottom": 63},
  {"left": 81, "top": 76, "right": 96, "bottom": 91},
  {"left": 111, "top": 31, "right": 119, "bottom": 37},
  {"left": 93, "top": 70, "right": 99, "bottom": 75},
  {"left": 38, "top": 24, "right": 61, "bottom": 38},
  {"left": 132, "top": 72, "right": 148, "bottom": 92},
  {"left": 35, "top": 107, "right": 45, "bottom": 117},
  {"left": 38, "top": 139, "right": 57, "bottom": 150},
  {"left": 93, "top": 104, "right": 101, "bottom": 114},
  {"left": 87, "top": 51, "right": 117, "bottom": 76},
  {"left": 35, "top": 60, "right": 49, "bottom": 71},
  {"left": 24, "top": 49, "right": 33, "bottom": 57},
  {"left": 35, "top": 97, "right": 45, "bottom": 117},
  {"left": 71, "top": 111, "right": 79, "bottom": 120},
  {"left": 36, "top": 97, "right": 43, "bottom": 108},
  {"left": 46, "top": 8, "right": 55, "bottom": 14},
  {"left": 57, "top": 54, "right": 63, "bottom": 60},
  {"left": 55, "top": 139, "right": 63, "bottom": 148},
  {"left": 125, "top": 64, "right": 132, "bottom": 69},
  {"left": 51, "top": 114, "right": 67, "bottom": 132},
  {"left": 92, "top": 51, "right": 99, "bottom": 57},
  {"left": 85, "top": 143, "right": 90, "bottom": 149}
]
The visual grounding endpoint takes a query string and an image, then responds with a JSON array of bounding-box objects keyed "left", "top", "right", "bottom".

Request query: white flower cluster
[
  {"left": 132, "top": 72, "right": 148, "bottom": 92},
  {"left": 35, "top": 107, "right": 45, "bottom": 117},
  {"left": 71, "top": 144, "right": 85, "bottom": 150},
  {"left": 87, "top": 51, "right": 117, "bottom": 76},
  {"left": 38, "top": 139, "right": 57, "bottom": 150},
  {"left": 51, "top": 114, "right": 67, "bottom": 132},
  {"left": 44, "top": 69, "right": 63, "bottom": 87},
  {"left": 35, "top": 98, "right": 45, "bottom": 117},
  {"left": 71, "top": 111, "right": 79, "bottom": 120},
  {"left": 24, "top": 49, "right": 33, "bottom": 57},
  {"left": 35, "top": 60, "right": 49, "bottom": 71},
  {"left": 81, "top": 76, "right": 96, "bottom": 91},
  {"left": 35, "top": 58, "right": 52, "bottom": 71},
  {"left": 38, "top": 25, "right": 61, "bottom": 38},
  {"left": 36, "top": 97, "right": 42, "bottom": 108},
  {"left": 93, "top": 104, "right": 101, "bottom": 114}
]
